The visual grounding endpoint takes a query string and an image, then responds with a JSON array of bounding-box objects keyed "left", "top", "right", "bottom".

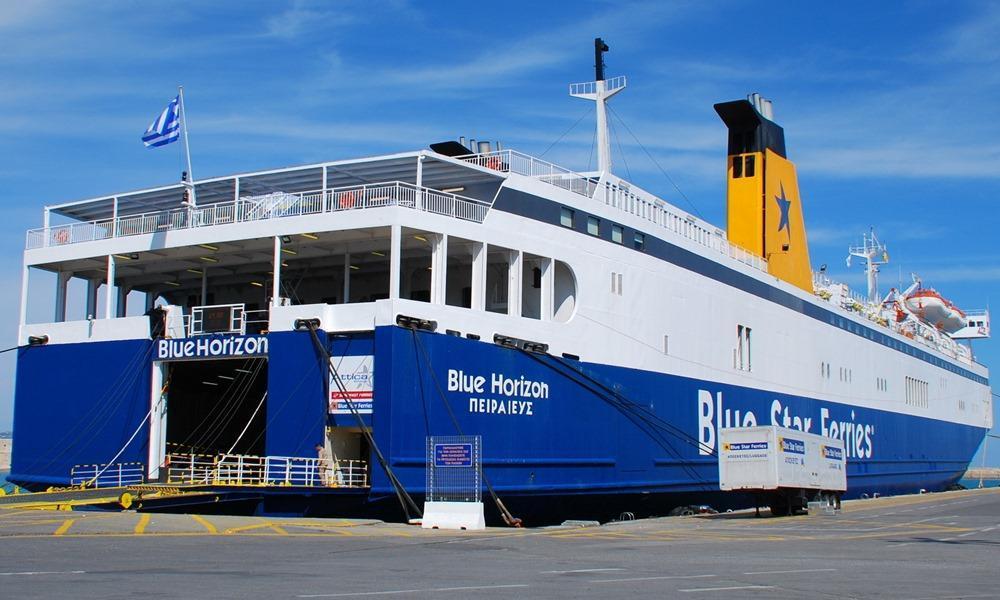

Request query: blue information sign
[{"left": 434, "top": 443, "right": 473, "bottom": 468}]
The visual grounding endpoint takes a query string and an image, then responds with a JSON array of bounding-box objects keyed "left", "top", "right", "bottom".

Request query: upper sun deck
[{"left": 25, "top": 146, "right": 768, "bottom": 275}]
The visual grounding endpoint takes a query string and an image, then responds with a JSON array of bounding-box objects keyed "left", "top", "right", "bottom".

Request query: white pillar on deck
[
  {"left": 105, "top": 255, "right": 116, "bottom": 319},
  {"left": 389, "top": 224, "right": 401, "bottom": 300},
  {"left": 508, "top": 250, "right": 522, "bottom": 317},
  {"left": 470, "top": 242, "right": 485, "bottom": 311},
  {"left": 415, "top": 154, "right": 424, "bottom": 210},
  {"left": 271, "top": 236, "right": 282, "bottom": 307},
  {"left": 431, "top": 234, "right": 447, "bottom": 305},
  {"left": 540, "top": 257, "right": 554, "bottom": 321},
  {"left": 18, "top": 263, "right": 29, "bottom": 328},
  {"left": 54, "top": 271, "right": 71, "bottom": 322}
]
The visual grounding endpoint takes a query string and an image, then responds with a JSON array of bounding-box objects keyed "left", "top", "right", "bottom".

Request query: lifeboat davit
[{"left": 904, "top": 288, "right": 966, "bottom": 333}]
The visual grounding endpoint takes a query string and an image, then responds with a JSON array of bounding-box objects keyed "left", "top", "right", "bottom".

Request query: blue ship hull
[{"left": 10, "top": 326, "right": 985, "bottom": 522}]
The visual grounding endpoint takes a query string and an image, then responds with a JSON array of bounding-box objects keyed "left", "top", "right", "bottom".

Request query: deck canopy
[{"left": 46, "top": 151, "right": 504, "bottom": 223}]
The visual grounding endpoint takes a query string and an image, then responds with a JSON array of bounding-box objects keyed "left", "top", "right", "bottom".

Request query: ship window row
[
  {"left": 905, "top": 376, "right": 929, "bottom": 409},
  {"left": 553, "top": 195, "right": 982, "bottom": 386},
  {"left": 559, "top": 205, "right": 647, "bottom": 252},
  {"left": 824, "top": 312, "right": 985, "bottom": 385}
]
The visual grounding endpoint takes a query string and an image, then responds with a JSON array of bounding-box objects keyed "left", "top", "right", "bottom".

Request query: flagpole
[{"left": 178, "top": 85, "right": 196, "bottom": 206}]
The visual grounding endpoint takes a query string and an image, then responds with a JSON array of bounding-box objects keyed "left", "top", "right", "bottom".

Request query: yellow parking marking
[
  {"left": 269, "top": 524, "right": 288, "bottom": 535},
  {"left": 224, "top": 522, "right": 281, "bottom": 535},
  {"left": 134, "top": 514, "right": 151, "bottom": 534},
  {"left": 53, "top": 519, "right": 75, "bottom": 536},
  {"left": 190, "top": 515, "right": 217, "bottom": 534}
]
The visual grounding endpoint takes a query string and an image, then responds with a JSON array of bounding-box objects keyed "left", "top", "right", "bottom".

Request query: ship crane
[{"left": 846, "top": 229, "right": 889, "bottom": 304}]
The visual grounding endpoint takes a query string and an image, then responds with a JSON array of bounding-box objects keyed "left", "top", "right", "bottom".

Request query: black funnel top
[{"left": 714, "top": 99, "right": 786, "bottom": 159}]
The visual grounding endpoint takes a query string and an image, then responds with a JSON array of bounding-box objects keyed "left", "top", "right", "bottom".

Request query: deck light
[
  {"left": 113, "top": 253, "right": 138, "bottom": 260},
  {"left": 217, "top": 375, "right": 234, "bottom": 380},
  {"left": 234, "top": 368, "right": 253, "bottom": 374},
  {"left": 163, "top": 281, "right": 181, "bottom": 287},
  {"left": 199, "top": 256, "right": 219, "bottom": 263},
  {"left": 250, "top": 281, "right": 264, "bottom": 287},
  {"left": 186, "top": 269, "right": 203, "bottom": 275},
  {"left": 202, "top": 381, "right": 219, "bottom": 386},
  {"left": 350, "top": 265, "right": 360, "bottom": 270},
  {"left": 300, "top": 233, "right": 319, "bottom": 240},
  {"left": 413, "top": 235, "right": 427, "bottom": 242},
  {"left": 281, "top": 248, "right": 298, "bottom": 255},
  {"left": 198, "top": 244, "right": 219, "bottom": 251},
  {"left": 441, "top": 187, "right": 465, "bottom": 193},
  {"left": 370, "top": 250, "right": 386, "bottom": 257}
]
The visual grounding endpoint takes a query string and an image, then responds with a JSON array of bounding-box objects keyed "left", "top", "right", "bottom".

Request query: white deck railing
[
  {"left": 165, "top": 452, "right": 369, "bottom": 488},
  {"left": 459, "top": 149, "right": 767, "bottom": 273},
  {"left": 70, "top": 462, "right": 145, "bottom": 488},
  {"left": 459, "top": 149, "right": 600, "bottom": 198},
  {"left": 26, "top": 181, "right": 493, "bottom": 249}
]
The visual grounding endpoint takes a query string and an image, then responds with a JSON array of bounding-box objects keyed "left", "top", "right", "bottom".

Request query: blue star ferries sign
[{"left": 775, "top": 183, "right": 791, "bottom": 235}]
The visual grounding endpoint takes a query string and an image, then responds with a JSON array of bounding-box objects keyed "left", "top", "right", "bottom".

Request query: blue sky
[{"left": 1, "top": 1, "right": 998, "bottom": 465}]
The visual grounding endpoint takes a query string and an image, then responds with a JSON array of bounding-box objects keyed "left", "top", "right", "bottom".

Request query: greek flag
[{"left": 142, "top": 95, "right": 181, "bottom": 148}]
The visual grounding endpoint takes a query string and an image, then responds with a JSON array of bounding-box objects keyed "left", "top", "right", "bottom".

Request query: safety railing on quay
[
  {"left": 165, "top": 453, "right": 368, "bottom": 488},
  {"left": 26, "top": 181, "right": 493, "bottom": 249},
  {"left": 70, "top": 462, "right": 145, "bottom": 488}
]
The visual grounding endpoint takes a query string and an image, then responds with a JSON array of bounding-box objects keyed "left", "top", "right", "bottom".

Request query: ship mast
[
  {"left": 570, "top": 37, "right": 626, "bottom": 175},
  {"left": 846, "top": 229, "right": 889, "bottom": 303}
]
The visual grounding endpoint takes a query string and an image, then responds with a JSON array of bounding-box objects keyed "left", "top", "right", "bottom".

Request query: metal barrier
[
  {"left": 165, "top": 453, "right": 368, "bottom": 488},
  {"left": 70, "top": 462, "right": 145, "bottom": 488}
]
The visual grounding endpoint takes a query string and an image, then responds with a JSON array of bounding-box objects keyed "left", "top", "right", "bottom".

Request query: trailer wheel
[{"left": 768, "top": 497, "right": 789, "bottom": 517}]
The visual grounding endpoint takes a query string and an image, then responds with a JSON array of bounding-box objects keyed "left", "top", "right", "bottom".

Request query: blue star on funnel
[{"left": 775, "top": 184, "right": 791, "bottom": 234}]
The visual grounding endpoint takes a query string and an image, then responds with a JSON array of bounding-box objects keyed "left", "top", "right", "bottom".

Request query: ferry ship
[{"left": 9, "top": 41, "right": 993, "bottom": 522}]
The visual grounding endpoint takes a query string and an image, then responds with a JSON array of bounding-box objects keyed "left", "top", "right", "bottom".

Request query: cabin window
[
  {"left": 485, "top": 245, "right": 511, "bottom": 314},
  {"left": 446, "top": 236, "right": 475, "bottom": 309},
  {"left": 634, "top": 232, "right": 645, "bottom": 251},
  {"left": 560, "top": 207, "right": 574, "bottom": 228},
  {"left": 521, "top": 254, "right": 544, "bottom": 320},
  {"left": 587, "top": 216, "right": 600, "bottom": 236},
  {"left": 612, "top": 224, "right": 624, "bottom": 244},
  {"left": 744, "top": 154, "right": 756, "bottom": 177},
  {"left": 732, "top": 155, "right": 743, "bottom": 178}
]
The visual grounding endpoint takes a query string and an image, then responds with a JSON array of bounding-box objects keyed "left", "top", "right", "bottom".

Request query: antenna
[
  {"left": 846, "top": 228, "right": 890, "bottom": 303},
  {"left": 570, "top": 37, "right": 626, "bottom": 175}
]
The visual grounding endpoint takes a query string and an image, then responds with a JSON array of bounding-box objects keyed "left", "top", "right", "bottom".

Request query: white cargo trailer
[{"left": 718, "top": 425, "right": 847, "bottom": 515}]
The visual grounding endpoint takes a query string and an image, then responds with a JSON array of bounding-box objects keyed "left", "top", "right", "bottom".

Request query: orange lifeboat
[{"left": 903, "top": 288, "right": 966, "bottom": 333}]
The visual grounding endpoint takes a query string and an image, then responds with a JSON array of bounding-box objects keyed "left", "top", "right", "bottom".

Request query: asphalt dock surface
[{"left": 1, "top": 488, "right": 998, "bottom": 599}]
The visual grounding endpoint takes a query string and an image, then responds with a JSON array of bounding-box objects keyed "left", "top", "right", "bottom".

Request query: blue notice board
[{"left": 434, "top": 443, "right": 473, "bottom": 468}]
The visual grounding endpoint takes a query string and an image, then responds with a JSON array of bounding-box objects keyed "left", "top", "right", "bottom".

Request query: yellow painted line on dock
[
  {"left": 269, "top": 524, "right": 288, "bottom": 535},
  {"left": 134, "top": 514, "right": 151, "bottom": 534},
  {"left": 53, "top": 519, "right": 75, "bottom": 536},
  {"left": 190, "top": 514, "right": 217, "bottom": 534}
]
